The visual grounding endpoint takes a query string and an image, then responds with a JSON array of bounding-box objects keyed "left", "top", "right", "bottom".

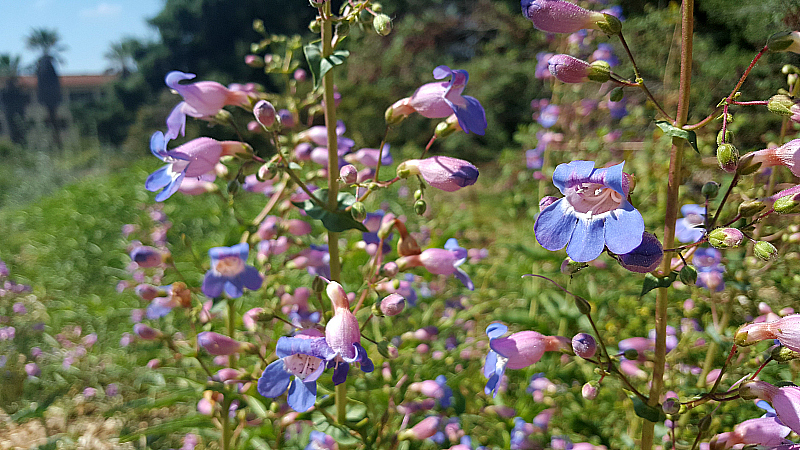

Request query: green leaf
[
  {"left": 304, "top": 43, "right": 350, "bottom": 90},
  {"left": 630, "top": 394, "right": 666, "bottom": 423},
  {"left": 640, "top": 271, "right": 678, "bottom": 296},
  {"left": 655, "top": 121, "right": 699, "bottom": 154},
  {"left": 312, "top": 412, "right": 360, "bottom": 445},
  {"left": 345, "top": 401, "right": 368, "bottom": 422},
  {"left": 291, "top": 189, "right": 368, "bottom": 233}
]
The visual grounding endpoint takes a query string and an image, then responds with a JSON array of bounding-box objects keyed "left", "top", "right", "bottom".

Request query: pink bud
[
  {"left": 572, "top": 333, "right": 597, "bottom": 358},
  {"left": 547, "top": 54, "right": 591, "bottom": 83},
  {"left": 398, "top": 156, "right": 479, "bottom": 192},
  {"left": 380, "top": 293, "right": 406, "bottom": 316},
  {"left": 254, "top": 100, "right": 277, "bottom": 128},
  {"left": 403, "top": 416, "right": 441, "bottom": 440},
  {"left": 340, "top": 164, "right": 359, "bottom": 184},
  {"left": 133, "top": 323, "right": 163, "bottom": 341},
  {"left": 197, "top": 331, "right": 250, "bottom": 355},
  {"left": 522, "top": 0, "right": 609, "bottom": 34}
]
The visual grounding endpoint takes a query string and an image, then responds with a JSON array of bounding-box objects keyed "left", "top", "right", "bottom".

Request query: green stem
[
  {"left": 643, "top": 2, "right": 693, "bottom": 449},
  {"left": 320, "top": 0, "right": 346, "bottom": 425}
]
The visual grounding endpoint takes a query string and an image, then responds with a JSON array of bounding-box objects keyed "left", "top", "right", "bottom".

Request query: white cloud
[{"left": 79, "top": 2, "right": 123, "bottom": 19}]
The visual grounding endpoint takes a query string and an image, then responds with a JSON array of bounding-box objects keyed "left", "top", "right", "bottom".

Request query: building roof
[{"left": 2, "top": 74, "right": 118, "bottom": 90}]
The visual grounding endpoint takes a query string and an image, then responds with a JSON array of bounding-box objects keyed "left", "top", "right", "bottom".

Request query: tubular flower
[
  {"left": 324, "top": 281, "right": 374, "bottom": 385},
  {"left": 396, "top": 238, "right": 474, "bottom": 290},
  {"left": 483, "top": 323, "right": 570, "bottom": 397},
  {"left": 739, "top": 382, "right": 800, "bottom": 434},
  {"left": 146, "top": 131, "right": 243, "bottom": 202},
  {"left": 547, "top": 55, "right": 611, "bottom": 84},
  {"left": 197, "top": 331, "right": 254, "bottom": 356},
  {"left": 744, "top": 139, "right": 800, "bottom": 176},
  {"left": 521, "top": 0, "right": 621, "bottom": 34},
  {"left": 164, "top": 71, "right": 250, "bottom": 140},
  {"left": 387, "top": 66, "right": 487, "bottom": 135},
  {"left": 201, "top": 243, "right": 263, "bottom": 298},
  {"left": 534, "top": 161, "right": 644, "bottom": 262},
  {"left": 735, "top": 314, "right": 800, "bottom": 351},
  {"left": 257, "top": 330, "right": 334, "bottom": 412},
  {"left": 397, "top": 156, "right": 479, "bottom": 192},
  {"left": 709, "top": 416, "right": 791, "bottom": 449}
]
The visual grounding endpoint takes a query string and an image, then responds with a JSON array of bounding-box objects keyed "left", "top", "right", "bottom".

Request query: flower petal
[
  {"left": 354, "top": 343, "right": 374, "bottom": 372},
  {"left": 552, "top": 160, "right": 595, "bottom": 194},
  {"left": 223, "top": 279, "right": 244, "bottom": 298},
  {"left": 145, "top": 166, "right": 173, "bottom": 192},
  {"left": 332, "top": 362, "right": 350, "bottom": 385},
  {"left": 154, "top": 171, "right": 185, "bottom": 202},
  {"left": 565, "top": 213, "right": 605, "bottom": 262},
  {"left": 275, "top": 336, "right": 336, "bottom": 360},
  {"left": 201, "top": 271, "right": 227, "bottom": 298},
  {"left": 150, "top": 131, "right": 168, "bottom": 159},
  {"left": 287, "top": 378, "right": 317, "bottom": 412},
  {"left": 257, "top": 360, "right": 292, "bottom": 398},
  {"left": 166, "top": 102, "right": 187, "bottom": 140},
  {"left": 454, "top": 267, "right": 474, "bottom": 291},
  {"left": 432, "top": 65, "right": 452, "bottom": 80},
  {"left": 534, "top": 198, "right": 578, "bottom": 251},
  {"left": 486, "top": 323, "right": 508, "bottom": 339},
  {"left": 239, "top": 265, "right": 264, "bottom": 291},
  {"left": 450, "top": 95, "right": 487, "bottom": 135},
  {"left": 603, "top": 200, "right": 645, "bottom": 255}
]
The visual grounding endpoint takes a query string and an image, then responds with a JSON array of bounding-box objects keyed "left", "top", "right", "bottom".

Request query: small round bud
[
  {"left": 623, "top": 349, "right": 638, "bottom": 360},
  {"left": 371, "top": 2, "right": 383, "bottom": 12},
  {"left": 716, "top": 143, "right": 739, "bottom": 173},
  {"left": 587, "top": 60, "right": 612, "bottom": 83},
  {"left": 381, "top": 262, "right": 398, "bottom": 277},
  {"left": 572, "top": 333, "right": 597, "bottom": 359},
  {"left": 339, "top": 164, "right": 358, "bottom": 184},
  {"left": 245, "top": 55, "right": 265, "bottom": 68},
  {"left": 253, "top": 100, "right": 277, "bottom": 128},
  {"left": 774, "top": 192, "right": 800, "bottom": 214},
  {"left": 708, "top": 227, "right": 744, "bottom": 249},
  {"left": 582, "top": 381, "right": 599, "bottom": 400},
  {"left": 716, "top": 129, "right": 733, "bottom": 146},
  {"left": 768, "top": 94, "right": 795, "bottom": 116},
  {"left": 596, "top": 13, "right": 622, "bottom": 35},
  {"left": 414, "top": 199, "right": 427, "bottom": 216},
  {"left": 351, "top": 202, "right": 367, "bottom": 222},
  {"left": 679, "top": 264, "right": 698, "bottom": 285},
  {"left": 373, "top": 14, "right": 392, "bottom": 36},
  {"left": 378, "top": 293, "right": 406, "bottom": 316},
  {"left": 308, "top": 19, "right": 321, "bottom": 33},
  {"left": 662, "top": 397, "right": 680, "bottom": 415},
  {"left": 609, "top": 87, "right": 624, "bottom": 102},
  {"left": 413, "top": 189, "right": 423, "bottom": 201},
  {"left": 336, "top": 21, "right": 350, "bottom": 37},
  {"left": 574, "top": 295, "right": 592, "bottom": 315},
  {"left": 701, "top": 182, "right": 720, "bottom": 199},
  {"left": 754, "top": 241, "right": 778, "bottom": 261}
]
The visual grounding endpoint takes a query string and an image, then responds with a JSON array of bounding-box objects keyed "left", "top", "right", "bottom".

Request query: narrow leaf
[{"left": 655, "top": 121, "right": 699, "bottom": 154}]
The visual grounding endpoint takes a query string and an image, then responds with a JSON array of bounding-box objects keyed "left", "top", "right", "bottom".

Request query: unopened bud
[
  {"left": 767, "top": 31, "right": 800, "bottom": 53},
  {"left": 572, "top": 333, "right": 597, "bottom": 358},
  {"left": 253, "top": 100, "right": 277, "bottom": 128},
  {"left": 377, "top": 340, "right": 399, "bottom": 359},
  {"left": 245, "top": 55, "right": 265, "bottom": 68},
  {"left": 679, "top": 265, "right": 698, "bottom": 285},
  {"left": 708, "top": 227, "right": 744, "bottom": 249},
  {"left": 754, "top": 241, "right": 778, "bottom": 261},
  {"left": 768, "top": 94, "right": 795, "bottom": 116},
  {"left": 414, "top": 199, "right": 427, "bottom": 215},
  {"left": 312, "top": 276, "right": 326, "bottom": 295},
  {"left": 227, "top": 179, "right": 240, "bottom": 195},
  {"left": 582, "top": 381, "right": 599, "bottom": 400},
  {"left": 587, "top": 60, "right": 612, "bottom": 83},
  {"left": 716, "top": 143, "right": 739, "bottom": 173},
  {"left": 774, "top": 193, "right": 800, "bottom": 214},
  {"left": 373, "top": 14, "right": 392, "bottom": 36},
  {"left": 308, "top": 19, "right": 321, "bottom": 34},
  {"left": 574, "top": 295, "right": 592, "bottom": 315},
  {"left": 738, "top": 199, "right": 767, "bottom": 217},
  {"left": 596, "top": 13, "right": 622, "bottom": 35},
  {"left": 702, "top": 182, "right": 720, "bottom": 199},
  {"left": 340, "top": 164, "right": 358, "bottom": 184},
  {"left": 413, "top": 189, "right": 423, "bottom": 201},
  {"left": 662, "top": 397, "right": 681, "bottom": 415},
  {"left": 351, "top": 202, "right": 367, "bottom": 222},
  {"left": 772, "top": 345, "right": 800, "bottom": 362},
  {"left": 377, "top": 293, "right": 405, "bottom": 316},
  {"left": 716, "top": 129, "right": 733, "bottom": 146},
  {"left": 381, "top": 262, "right": 398, "bottom": 277}
]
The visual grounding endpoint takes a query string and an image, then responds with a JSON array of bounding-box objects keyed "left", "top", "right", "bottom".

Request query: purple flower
[
  {"left": 345, "top": 144, "right": 392, "bottom": 168},
  {"left": 534, "top": 161, "right": 644, "bottom": 262},
  {"left": 297, "top": 121, "right": 355, "bottom": 155},
  {"left": 397, "top": 156, "right": 479, "bottom": 192},
  {"left": 607, "top": 97, "right": 628, "bottom": 120},
  {"left": 693, "top": 247, "right": 725, "bottom": 292},
  {"left": 387, "top": 66, "right": 487, "bottom": 135},
  {"left": 305, "top": 431, "right": 337, "bottom": 450},
  {"left": 409, "top": 375, "right": 453, "bottom": 408},
  {"left": 201, "top": 243, "right": 263, "bottom": 298},
  {"left": 130, "top": 245, "right": 164, "bottom": 268},
  {"left": 324, "top": 281, "right": 374, "bottom": 385},
  {"left": 397, "top": 238, "right": 474, "bottom": 290},
  {"left": 164, "top": 71, "right": 250, "bottom": 140},
  {"left": 257, "top": 330, "right": 332, "bottom": 412},
  {"left": 146, "top": 132, "right": 238, "bottom": 202},
  {"left": 526, "top": 148, "right": 544, "bottom": 170},
  {"left": 522, "top": 0, "right": 617, "bottom": 34},
  {"left": 197, "top": 331, "right": 252, "bottom": 355},
  {"left": 618, "top": 232, "right": 663, "bottom": 273},
  {"left": 537, "top": 104, "right": 560, "bottom": 128},
  {"left": 675, "top": 204, "right": 706, "bottom": 243}
]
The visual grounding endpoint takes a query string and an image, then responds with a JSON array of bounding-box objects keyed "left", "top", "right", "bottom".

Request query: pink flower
[
  {"left": 324, "top": 281, "right": 374, "bottom": 384},
  {"left": 165, "top": 71, "right": 250, "bottom": 140},
  {"left": 397, "top": 156, "right": 479, "bottom": 192},
  {"left": 735, "top": 314, "right": 800, "bottom": 351},
  {"left": 744, "top": 139, "right": 800, "bottom": 177},
  {"left": 522, "top": 0, "right": 620, "bottom": 34},
  {"left": 548, "top": 54, "right": 611, "bottom": 84},
  {"left": 741, "top": 381, "right": 800, "bottom": 434},
  {"left": 709, "top": 416, "right": 790, "bottom": 449},
  {"left": 400, "top": 416, "right": 441, "bottom": 440},
  {"left": 197, "top": 331, "right": 253, "bottom": 355}
]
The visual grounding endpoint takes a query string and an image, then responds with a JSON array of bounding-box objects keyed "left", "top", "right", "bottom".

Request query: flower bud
[
  {"left": 521, "top": 0, "right": 620, "bottom": 34},
  {"left": 252, "top": 19, "right": 265, "bottom": 34},
  {"left": 609, "top": 87, "right": 624, "bottom": 102},
  {"left": 679, "top": 264, "right": 698, "bottom": 285},
  {"left": 253, "top": 100, "right": 277, "bottom": 129},
  {"left": 245, "top": 55, "right": 265, "bottom": 68},
  {"left": 571, "top": 333, "right": 597, "bottom": 358},
  {"left": 399, "top": 416, "right": 441, "bottom": 440},
  {"left": 378, "top": 293, "right": 405, "bottom": 316},
  {"left": 662, "top": 397, "right": 681, "bottom": 415},
  {"left": 381, "top": 262, "right": 398, "bottom": 277},
  {"left": 308, "top": 19, "right": 321, "bottom": 34},
  {"left": 767, "top": 31, "right": 800, "bottom": 53},
  {"left": 574, "top": 295, "right": 592, "bottom": 315},
  {"left": 618, "top": 232, "right": 664, "bottom": 273},
  {"left": 340, "top": 164, "right": 358, "bottom": 184},
  {"left": 754, "top": 241, "right": 778, "bottom": 261},
  {"left": 350, "top": 202, "right": 367, "bottom": 222},
  {"left": 336, "top": 21, "right": 350, "bottom": 37},
  {"left": 768, "top": 94, "right": 795, "bottom": 116},
  {"left": 774, "top": 192, "right": 800, "bottom": 214},
  {"left": 587, "top": 60, "right": 612, "bottom": 83},
  {"left": 702, "top": 181, "right": 720, "bottom": 199},
  {"left": 771, "top": 345, "right": 800, "bottom": 362},
  {"left": 373, "top": 14, "right": 392, "bottom": 36},
  {"left": 227, "top": 179, "right": 240, "bottom": 195},
  {"left": 434, "top": 115, "right": 461, "bottom": 139},
  {"left": 133, "top": 323, "right": 163, "bottom": 341},
  {"left": 397, "top": 157, "right": 478, "bottom": 192},
  {"left": 582, "top": 381, "right": 598, "bottom": 400},
  {"left": 197, "top": 331, "right": 253, "bottom": 355},
  {"left": 717, "top": 143, "right": 739, "bottom": 173},
  {"left": 548, "top": 54, "right": 594, "bottom": 83},
  {"left": 716, "top": 129, "right": 733, "bottom": 146},
  {"left": 130, "top": 246, "right": 164, "bottom": 268},
  {"left": 738, "top": 199, "right": 767, "bottom": 217},
  {"left": 708, "top": 227, "right": 744, "bottom": 249},
  {"left": 414, "top": 199, "right": 427, "bottom": 215},
  {"left": 395, "top": 220, "right": 421, "bottom": 256}
]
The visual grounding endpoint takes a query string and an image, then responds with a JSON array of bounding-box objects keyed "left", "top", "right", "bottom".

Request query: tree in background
[
  {"left": 26, "top": 28, "right": 64, "bottom": 149},
  {"left": 0, "top": 54, "right": 29, "bottom": 146},
  {"left": 104, "top": 39, "right": 141, "bottom": 78}
]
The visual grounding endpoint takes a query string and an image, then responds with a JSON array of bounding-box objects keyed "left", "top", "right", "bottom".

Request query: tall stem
[
  {"left": 321, "top": 1, "right": 346, "bottom": 424},
  {"left": 642, "top": 1, "right": 693, "bottom": 449}
]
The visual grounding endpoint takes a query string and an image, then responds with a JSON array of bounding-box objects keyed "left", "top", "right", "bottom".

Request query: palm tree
[
  {"left": 0, "top": 54, "right": 29, "bottom": 144},
  {"left": 26, "top": 28, "right": 65, "bottom": 149},
  {"left": 105, "top": 39, "right": 140, "bottom": 78}
]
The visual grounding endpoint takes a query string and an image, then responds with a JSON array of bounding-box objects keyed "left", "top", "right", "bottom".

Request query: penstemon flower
[
  {"left": 324, "top": 281, "right": 374, "bottom": 384},
  {"left": 521, "top": 0, "right": 621, "bottom": 35},
  {"left": 201, "top": 243, "right": 263, "bottom": 298},
  {"left": 397, "top": 156, "right": 479, "bottom": 192},
  {"left": 534, "top": 160, "right": 644, "bottom": 262}
]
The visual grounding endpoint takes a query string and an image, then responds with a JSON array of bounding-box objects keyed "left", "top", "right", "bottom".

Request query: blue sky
[{"left": 0, "top": 0, "right": 164, "bottom": 75}]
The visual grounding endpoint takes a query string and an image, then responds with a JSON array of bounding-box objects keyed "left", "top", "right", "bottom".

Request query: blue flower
[
  {"left": 537, "top": 104, "right": 560, "bottom": 128},
  {"left": 534, "top": 161, "right": 644, "bottom": 262},
  {"left": 201, "top": 243, "right": 263, "bottom": 298},
  {"left": 693, "top": 247, "right": 725, "bottom": 292},
  {"left": 675, "top": 204, "right": 706, "bottom": 243},
  {"left": 257, "top": 332, "right": 334, "bottom": 412}
]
